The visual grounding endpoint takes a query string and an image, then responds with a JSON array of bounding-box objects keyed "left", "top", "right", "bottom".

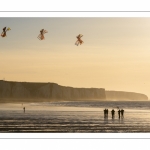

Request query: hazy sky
[{"left": 1, "top": 17, "right": 150, "bottom": 98}]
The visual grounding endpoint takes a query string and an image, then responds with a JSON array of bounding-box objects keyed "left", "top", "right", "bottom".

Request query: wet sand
[{"left": 0, "top": 102, "right": 150, "bottom": 132}]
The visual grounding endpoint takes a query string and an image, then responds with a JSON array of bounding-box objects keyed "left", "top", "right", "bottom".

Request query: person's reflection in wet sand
[
  {"left": 104, "top": 115, "right": 108, "bottom": 124},
  {"left": 120, "top": 117, "right": 124, "bottom": 124}
]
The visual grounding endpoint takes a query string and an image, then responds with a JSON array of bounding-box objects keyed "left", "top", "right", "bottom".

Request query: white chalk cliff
[{"left": 0, "top": 80, "right": 148, "bottom": 101}]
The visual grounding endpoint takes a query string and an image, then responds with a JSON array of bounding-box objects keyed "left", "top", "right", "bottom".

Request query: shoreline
[{"left": 0, "top": 98, "right": 149, "bottom": 103}]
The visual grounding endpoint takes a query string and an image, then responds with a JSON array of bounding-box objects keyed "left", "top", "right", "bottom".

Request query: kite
[
  {"left": 1, "top": 27, "right": 11, "bottom": 37},
  {"left": 75, "top": 34, "right": 84, "bottom": 46},
  {"left": 37, "top": 29, "right": 48, "bottom": 40}
]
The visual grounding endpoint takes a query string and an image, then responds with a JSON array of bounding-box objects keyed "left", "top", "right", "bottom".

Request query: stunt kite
[
  {"left": 1, "top": 27, "right": 11, "bottom": 37},
  {"left": 75, "top": 34, "right": 84, "bottom": 46},
  {"left": 37, "top": 29, "right": 48, "bottom": 40}
]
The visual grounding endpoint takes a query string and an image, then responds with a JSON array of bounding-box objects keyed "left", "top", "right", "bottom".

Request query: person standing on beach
[
  {"left": 23, "top": 107, "right": 25, "bottom": 113},
  {"left": 106, "top": 109, "right": 108, "bottom": 118},
  {"left": 121, "top": 109, "right": 124, "bottom": 118},
  {"left": 113, "top": 109, "right": 115, "bottom": 118},
  {"left": 122, "top": 109, "right": 124, "bottom": 118},
  {"left": 111, "top": 109, "right": 115, "bottom": 118},
  {"left": 123, "top": 109, "right": 124, "bottom": 118},
  {"left": 104, "top": 108, "right": 106, "bottom": 118},
  {"left": 118, "top": 109, "right": 121, "bottom": 119},
  {"left": 111, "top": 109, "right": 113, "bottom": 118}
]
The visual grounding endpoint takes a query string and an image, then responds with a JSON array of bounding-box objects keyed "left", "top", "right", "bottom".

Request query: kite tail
[{"left": 6, "top": 27, "right": 11, "bottom": 32}]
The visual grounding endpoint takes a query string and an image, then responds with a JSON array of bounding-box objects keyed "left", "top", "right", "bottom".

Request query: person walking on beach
[{"left": 118, "top": 109, "right": 121, "bottom": 119}]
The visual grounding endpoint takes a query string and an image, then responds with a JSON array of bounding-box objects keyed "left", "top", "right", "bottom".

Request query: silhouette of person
[
  {"left": 118, "top": 109, "right": 121, "bottom": 119},
  {"left": 112, "top": 109, "right": 115, "bottom": 118},
  {"left": 111, "top": 109, "right": 114, "bottom": 118},
  {"left": 104, "top": 108, "right": 106, "bottom": 118},
  {"left": 106, "top": 109, "right": 108, "bottom": 118},
  {"left": 23, "top": 107, "right": 25, "bottom": 113},
  {"left": 121, "top": 109, "right": 124, "bottom": 118},
  {"left": 122, "top": 109, "right": 124, "bottom": 118},
  {"left": 111, "top": 109, "right": 113, "bottom": 118},
  {"left": 113, "top": 109, "right": 115, "bottom": 118}
]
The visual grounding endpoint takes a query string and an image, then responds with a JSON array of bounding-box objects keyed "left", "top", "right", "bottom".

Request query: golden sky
[{"left": 0, "top": 18, "right": 150, "bottom": 98}]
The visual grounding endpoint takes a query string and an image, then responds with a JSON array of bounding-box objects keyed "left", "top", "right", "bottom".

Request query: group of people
[
  {"left": 103, "top": 109, "right": 109, "bottom": 118},
  {"left": 104, "top": 108, "right": 124, "bottom": 119}
]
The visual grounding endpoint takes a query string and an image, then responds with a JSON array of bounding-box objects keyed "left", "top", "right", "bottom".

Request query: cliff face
[
  {"left": 0, "top": 80, "right": 148, "bottom": 101},
  {"left": 0, "top": 80, "right": 106, "bottom": 100},
  {"left": 106, "top": 91, "right": 148, "bottom": 100}
]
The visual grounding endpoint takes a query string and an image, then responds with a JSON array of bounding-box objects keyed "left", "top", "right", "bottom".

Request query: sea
[{"left": 0, "top": 100, "right": 150, "bottom": 133}]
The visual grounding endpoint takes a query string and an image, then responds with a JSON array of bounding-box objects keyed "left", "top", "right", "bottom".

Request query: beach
[{"left": 0, "top": 101, "right": 150, "bottom": 132}]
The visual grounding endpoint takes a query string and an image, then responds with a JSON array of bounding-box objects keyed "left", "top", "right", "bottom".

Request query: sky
[{"left": 0, "top": 17, "right": 150, "bottom": 98}]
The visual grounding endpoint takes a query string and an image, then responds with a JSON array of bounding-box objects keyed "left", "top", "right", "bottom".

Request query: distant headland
[{"left": 0, "top": 80, "right": 148, "bottom": 102}]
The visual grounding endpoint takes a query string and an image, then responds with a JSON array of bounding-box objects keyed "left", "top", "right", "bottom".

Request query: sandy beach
[{"left": 0, "top": 101, "right": 150, "bottom": 133}]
